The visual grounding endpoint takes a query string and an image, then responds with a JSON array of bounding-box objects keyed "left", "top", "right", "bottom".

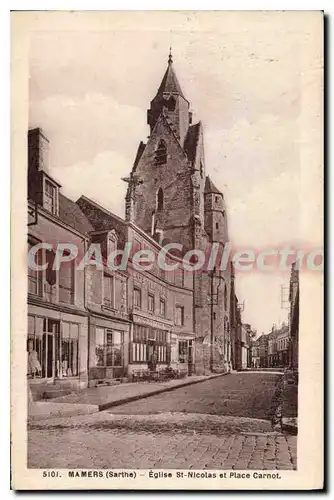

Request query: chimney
[{"left": 28, "top": 128, "right": 50, "bottom": 175}]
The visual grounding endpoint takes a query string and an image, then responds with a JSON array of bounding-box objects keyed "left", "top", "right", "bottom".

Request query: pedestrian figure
[{"left": 148, "top": 348, "right": 158, "bottom": 372}]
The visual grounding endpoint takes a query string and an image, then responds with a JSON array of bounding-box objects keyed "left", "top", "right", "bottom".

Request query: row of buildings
[
  {"left": 27, "top": 53, "right": 248, "bottom": 397},
  {"left": 251, "top": 268, "right": 300, "bottom": 369}
]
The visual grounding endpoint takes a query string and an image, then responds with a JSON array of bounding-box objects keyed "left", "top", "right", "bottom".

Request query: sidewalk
[
  {"left": 281, "top": 372, "right": 298, "bottom": 434},
  {"left": 29, "top": 372, "right": 229, "bottom": 422}
]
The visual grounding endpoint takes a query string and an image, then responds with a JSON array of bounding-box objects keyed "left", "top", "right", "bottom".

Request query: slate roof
[
  {"left": 204, "top": 176, "right": 222, "bottom": 195},
  {"left": 76, "top": 195, "right": 126, "bottom": 244},
  {"left": 132, "top": 141, "right": 146, "bottom": 172},
  {"left": 58, "top": 193, "right": 94, "bottom": 234},
  {"left": 183, "top": 122, "right": 201, "bottom": 164},
  {"left": 156, "top": 61, "right": 185, "bottom": 98}
]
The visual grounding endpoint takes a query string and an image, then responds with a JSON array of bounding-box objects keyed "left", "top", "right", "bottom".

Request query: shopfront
[
  {"left": 130, "top": 323, "right": 171, "bottom": 366},
  {"left": 88, "top": 316, "right": 130, "bottom": 385},
  {"left": 178, "top": 338, "right": 194, "bottom": 375},
  {"left": 27, "top": 306, "right": 89, "bottom": 397}
]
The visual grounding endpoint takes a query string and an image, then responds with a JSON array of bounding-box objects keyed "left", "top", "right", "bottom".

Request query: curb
[
  {"left": 98, "top": 372, "right": 230, "bottom": 411},
  {"left": 28, "top": 402, "right": 99, "bottom": 423}
]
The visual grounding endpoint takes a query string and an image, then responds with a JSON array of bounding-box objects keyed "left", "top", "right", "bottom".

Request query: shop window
[
  {"left": 103, "top": 274, "right": 114, "bottom": 308},
  {"left": 60, "top": 322, "right": 79, "bottom": 377},
  {"left": 95, "top": 328, "right": 123, "bottom": 368},
  {"left": 27, "top": 317, "right": 79, "bottom": 379},
  {"left": 175, "top": 306, "right": 184, "bottom": 326},
  {"left": 178, "top": 340, "right": 188, "bottom": 363},
  {"left": 148, "top": 293, "right": 155, "bottom": 314},
  {"left": 131, "top": 325, "right": 169, "bottom": 363},
  {"left": 27, "top": 315, "right": 43, "bottom": 378}
]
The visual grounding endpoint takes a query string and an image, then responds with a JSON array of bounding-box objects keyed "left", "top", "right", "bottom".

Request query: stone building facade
[
  {"left": 125, "top": 53, "right": 233, "bottom": 374},
  {"left": 27, "top": 128, "right": 92, "bottom": 398}
]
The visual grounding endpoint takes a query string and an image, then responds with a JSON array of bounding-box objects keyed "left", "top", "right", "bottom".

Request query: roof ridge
[{"left": 77, "top": 195, "right": 125, "bottom": 224}]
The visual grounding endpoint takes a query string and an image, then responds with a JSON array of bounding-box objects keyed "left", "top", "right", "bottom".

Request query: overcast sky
[{"left": 28, "top": 11, "right": 320, "bottom": 335}]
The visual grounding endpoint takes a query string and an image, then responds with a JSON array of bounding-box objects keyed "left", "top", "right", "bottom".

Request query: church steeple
[
  {"left": 147, "top": 50, "right": 191, "bottom": 144},
  {"left": 155, "top": 49, "right": 185, "bottom": 99}
]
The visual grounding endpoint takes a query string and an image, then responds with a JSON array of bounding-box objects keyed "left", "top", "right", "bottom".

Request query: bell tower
[{"left": 147, "top": 49, "right": 192, "bottom": 145}]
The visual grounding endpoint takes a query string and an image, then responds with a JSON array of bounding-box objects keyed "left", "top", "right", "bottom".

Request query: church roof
[
  {"left": 204, "top": 176, "right": 222, "bottom": 195},
  {"left": 184, "top": 122, "right": 201, "bottom": 164},
  {"left": 156, "top": 56, "right": 185, "bottom": 99}
]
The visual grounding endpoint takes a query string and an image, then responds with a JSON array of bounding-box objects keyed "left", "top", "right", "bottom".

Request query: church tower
[
  {"left": 147, "top": 50, "right": 192, "bottom": 145},
  {"left": 124, "top": 50, "right": 233, "bottom": 374},
  {"left": 125, "top": 50, "right": 206, "bottom": 254}
]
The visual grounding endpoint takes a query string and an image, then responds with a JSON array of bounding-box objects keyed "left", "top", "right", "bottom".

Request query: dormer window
[
  {"left": 155, "top": 140, "right": 167, "bottom": 165},
  {"left": 43, "top": 177, "right": 58, "bottom": 215}
]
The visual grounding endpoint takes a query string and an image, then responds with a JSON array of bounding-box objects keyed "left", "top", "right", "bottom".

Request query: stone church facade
[
  {"left": 125, "top": 52, "right": 233, "bottom": 374},
  {"left": 27, "top": 53, "right": 235, "bottom": 397}
]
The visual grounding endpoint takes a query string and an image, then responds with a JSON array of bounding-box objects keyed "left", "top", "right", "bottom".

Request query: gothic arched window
[
  {"left": 155, "top": 139, "right": 167, "bottom": 165},
  {"left": 157, "top": 188, "right": 164, "bottom": 212}
]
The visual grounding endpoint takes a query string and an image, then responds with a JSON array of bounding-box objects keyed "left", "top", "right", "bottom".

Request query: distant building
[
  {"left": 251, "top": 338, "right": 260, "bottom": 368},
  {"left": 258, "top": 334, "right": 269, "bottom": 368}
]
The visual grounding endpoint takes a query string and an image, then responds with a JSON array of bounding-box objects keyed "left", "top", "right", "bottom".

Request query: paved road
[
  {"left": 28, "top": 372, "right": 297, "bottom": 470},
  {"left": 109, "top": 372, "right": 281, "bottom": 419}
]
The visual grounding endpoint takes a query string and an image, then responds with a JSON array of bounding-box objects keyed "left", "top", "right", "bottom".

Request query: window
[
  {"left": 216, "top": 222, "right": 219, "bottom": 230},
  {"left": 215, "top": 196, "right": 219, "bottom": 203},
  {"left": 213, "top": 312, "right": 216, "bottom": 320},
  {"left": 178, "top": 340, "right": 188, "bottom": 363},
  {"left": 175, "top": 306, "right": 184, "bottom": 326},
  {"left": 156, "top": 188, "right": 164, "bottom": 211},
  {"left": 148, "top": 293, "right": 155, "bottom": 313},
  {"left": 60, "top": 322, "right": 79, "bottom": 377},
  {"left": 155, "top": 139, "right": 167, "bottom": 165},
  {"left": 44, "top": 179, "right": 58, "bottom": 215},
  {"left": 175, "top": 267, "right": 184, "bottom": 287},
  {"left": 95, "top": 328, "right": 123, "bottom": 368},
  {"left": 131, "top": 325, "right": 170, "bottom": 363},
  {"left": 159, "top": 298, "right": 166, "bottom": 318},
  {"left": 28, "top": 241, "right": 42, "bottom": 296},
  {"left": 27, "top": 317, "right": 79, "bottom": 379},
  {"left": 134, "top": 287, "right": 141, "bottom": 308},
  {"left": 103, "top": 274, "right": 114, "bottom": 308},
  {"left": 59, "top": 259, "right": 75, "bottom": 304}
]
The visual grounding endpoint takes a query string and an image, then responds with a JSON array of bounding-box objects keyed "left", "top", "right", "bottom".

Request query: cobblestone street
[{"left": 28, "top": 373, "right": 297, "bottom": 470}]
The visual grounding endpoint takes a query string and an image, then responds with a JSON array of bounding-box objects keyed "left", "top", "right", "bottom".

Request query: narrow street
[{"left": 28, "top": 372, "right": 297, "bottom": 470}]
